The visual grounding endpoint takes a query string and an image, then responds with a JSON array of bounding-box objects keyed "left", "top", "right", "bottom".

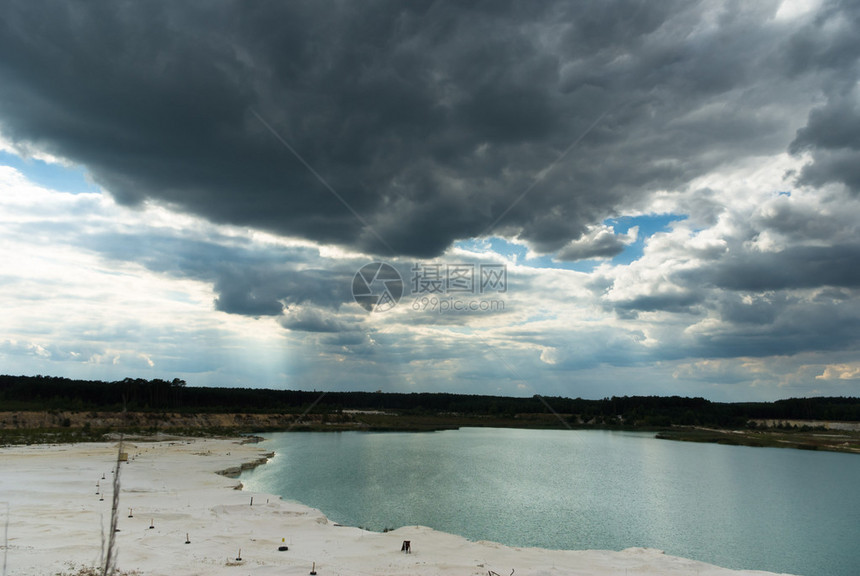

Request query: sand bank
[{"left": 0, "top": 438, "right": 797, "bottom": 576}]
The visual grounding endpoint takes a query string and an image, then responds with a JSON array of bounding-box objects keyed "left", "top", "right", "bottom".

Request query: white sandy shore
[{"left": 0, "top": 437, "right": 798, "bottom": 576}]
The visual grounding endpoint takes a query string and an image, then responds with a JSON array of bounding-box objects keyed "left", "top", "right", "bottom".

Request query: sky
[{"left": 1, "top": 0, "right": 859, "bottom": 402}]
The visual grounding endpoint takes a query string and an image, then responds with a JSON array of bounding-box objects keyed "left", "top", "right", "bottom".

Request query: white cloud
[
  {"left": 816, "top": 363, "right": 860, "bottom": 381},
  {"left": 774, "top": 0, "right": 823, "bottom": 22}
]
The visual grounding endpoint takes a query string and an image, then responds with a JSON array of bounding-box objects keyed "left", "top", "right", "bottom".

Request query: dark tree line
[{"left": 1, "top": 374, "right": 859, "bottom": 426}]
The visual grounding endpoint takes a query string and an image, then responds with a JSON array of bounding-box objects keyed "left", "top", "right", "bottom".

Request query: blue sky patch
[
  {"left": 457, "top": 213, "right": 685, "bottom": 271},
  {"left": 1, "top": 151, "right": 101, "bottom": 195},
  {"left": 604, "top": 213, "right": 686, "bottom": 265}
]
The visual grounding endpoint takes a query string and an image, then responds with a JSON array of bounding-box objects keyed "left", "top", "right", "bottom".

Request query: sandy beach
[{"left": 0, "top": 437, "right": 797, "bottom": 576}]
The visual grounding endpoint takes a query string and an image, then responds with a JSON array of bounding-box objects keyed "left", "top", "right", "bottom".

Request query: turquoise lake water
[{"left": 240, "top": 428, "right": 860, "bottom": 576}]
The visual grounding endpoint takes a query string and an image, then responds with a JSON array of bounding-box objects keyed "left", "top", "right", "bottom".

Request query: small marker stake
[
  {"left": 149, "top": 519, "right": 154, "bottom": 529},
  {"left": 235, "top": 548, "right": 242, "bottom": 561},
  {"left": 250, "top": 496, "right": 253, "bottom": 506},
  {"left": 278, "top": 537, "right": 288, "bottom": 551},
  {"left": 185, "top": 533, "right": 190, "bottom": 544},
  {"left": 128, "top": 508, "right": 133, "bottom": 518},
  {"left": 310, "top": 561, "right": 317, "bottom": 575}
]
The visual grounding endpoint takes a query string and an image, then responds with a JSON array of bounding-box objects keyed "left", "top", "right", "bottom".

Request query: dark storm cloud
[
  {"left": 0, "top": 0, "right": 838, "bottom": 258},
  {"left": 787, "top": 0, "right": 860, "bottom": 193},
  {"left": 703, "top": 244, "right": 860, "bottom": 291},
  {"left": 279, "top": 306, "right": 351, "bottom": 333},
  {"left": 613, "top": 292, "right": 704, "bottom": 314},
  {"left": 714, "top": 293, "right": 786, "bottom": 326},
  {"left": 693, "top": 298, "right": 860, "bottom": 358},
  {"left": 555, "top": 227, "right": 630, "bottom": 261},
  {"left": 790, "top": 93, "right": 860, "bottom": 193},
  {"left": 81, "top": 231, "right": 359, "bottom": 315},
  {"left": 600, "top": 241, "right": 860, "bottom": 318}
]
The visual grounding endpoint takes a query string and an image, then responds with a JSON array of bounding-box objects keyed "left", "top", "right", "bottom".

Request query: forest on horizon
[{"left": 2, "top": 374, "right": 859, "bottom": 429}]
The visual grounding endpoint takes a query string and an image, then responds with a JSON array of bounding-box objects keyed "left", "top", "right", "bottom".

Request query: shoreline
[
  {"left": 0, "top": 437, "right": 799, "bottom": 576},
  {"left": 3, "top": 410, "right": 859, "bottom": 455}
]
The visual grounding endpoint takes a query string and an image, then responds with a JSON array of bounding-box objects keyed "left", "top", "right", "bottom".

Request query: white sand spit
[{"left": 0, "top": 438, "right": 798, "bottom": 576}]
